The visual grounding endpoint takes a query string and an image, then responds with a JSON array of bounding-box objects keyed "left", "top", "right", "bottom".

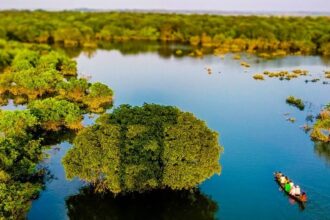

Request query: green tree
[{"left": 63, "top": 104, "right": 222, "bottom": 194}]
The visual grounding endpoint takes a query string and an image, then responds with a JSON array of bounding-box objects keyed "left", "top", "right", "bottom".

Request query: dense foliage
[
  {"left": 0, "top": 40, "right": 113, "bottom": 112},
  {"left": 0, "top": 38, "right": 113, "bottom": 219},
  {"left": 63, "top": 104, "right": 222, "bottom": 193},
  {"left": 311, "top": 104, "right": 330, "bottom": 142},
  {"left": 0, "top": 11, "right": 330, "bottom": 55},
  {"left": 0, "top": 110, "right": 43, "bottom": 219},
  {"left": 66, "top": 187, "right": 218, "bottom": 220},
  {"left": 28, "top": 98, "right": 83, "bottom": 131}
]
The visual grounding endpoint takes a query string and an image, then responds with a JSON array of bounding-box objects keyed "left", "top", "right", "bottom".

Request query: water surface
[{"left": 28, "top": 46, "right": 330, "bottom": 220}]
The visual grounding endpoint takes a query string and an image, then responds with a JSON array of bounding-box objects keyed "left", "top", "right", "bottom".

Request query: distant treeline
[{"left": 0, "top": 11, "right": 330, "bottom": 55}]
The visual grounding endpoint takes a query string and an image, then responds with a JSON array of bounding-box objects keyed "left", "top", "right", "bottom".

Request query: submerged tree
[{"left": 63, "top": 104, "right": 222, "bottom": 193}]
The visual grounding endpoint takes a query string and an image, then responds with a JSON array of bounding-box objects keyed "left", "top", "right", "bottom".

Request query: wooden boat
[{"left": 274, "top": 172, "right": 307, "bottom": 203}]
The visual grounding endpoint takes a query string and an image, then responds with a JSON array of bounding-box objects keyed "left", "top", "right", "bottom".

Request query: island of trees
[
  {"left": 0, "top": 11, "right": 330, "bottom": 57},
  {"left": 63, "top": 104, "right": 222, "bottom": 193}
]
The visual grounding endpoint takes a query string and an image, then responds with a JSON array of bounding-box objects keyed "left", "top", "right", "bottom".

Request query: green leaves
[
  {"left": 0, "top": 181, "right": 42, "bottom": 219},
  {"left": 28, "top": 98, "right": 83, "bottom": 131},
  {"left": 0, "top": 110, "right": 38, "bottom": 136},
  {"left": 63, "top": 104, "right": 223, "bottom": 194}
]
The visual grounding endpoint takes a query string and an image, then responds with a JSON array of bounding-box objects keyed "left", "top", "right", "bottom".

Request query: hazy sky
[{"left": 1, "top": 0, "right": 330, "bottom": 12}]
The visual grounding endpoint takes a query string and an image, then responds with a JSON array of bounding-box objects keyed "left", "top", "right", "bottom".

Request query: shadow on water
[
  {"left": 56, "top": 41, "right": 198, "bottom": 59},
  {"left": 314, "top": 142, "right": 330, "bottom": 164},
  {"left": 66, "top": 188, "right": 218, "bottom": 220}
]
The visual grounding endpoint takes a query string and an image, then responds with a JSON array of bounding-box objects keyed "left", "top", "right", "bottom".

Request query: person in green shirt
[{"left": 285, "top": 181, "right": 292, "bottom": 192}]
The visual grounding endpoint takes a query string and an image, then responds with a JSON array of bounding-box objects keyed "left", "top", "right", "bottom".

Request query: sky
[{"left": 1, "top": 0, "right": 330, "bottom": 12}]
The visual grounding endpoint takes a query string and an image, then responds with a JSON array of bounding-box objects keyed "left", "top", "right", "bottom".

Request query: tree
[{"left": 63, "top": 104, "right": 222, "bottom": 193}]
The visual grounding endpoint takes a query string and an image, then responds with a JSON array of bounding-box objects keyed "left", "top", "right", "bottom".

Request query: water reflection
[
  {"left": 66, "top": 188, "right": 218, "bottom": 220},
  {"left": 314, "top": 142, "right": 330, "bottom": 164},
  {"left": 55, "top": 41, "right": 196, "bottom": 59}
]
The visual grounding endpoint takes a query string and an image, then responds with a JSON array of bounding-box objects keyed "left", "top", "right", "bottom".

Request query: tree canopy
[
  {"left": 0, "top": 11, "right": 330, "bottom": 55},
  {"left": 0, "top": 110, "right": 43, "bottom": 219},
  {"left": 0, "top": 40, "right": 113, "bottom": 112},
  {"left": 63, "top": 104, "right": 222, "bottom": 193}
]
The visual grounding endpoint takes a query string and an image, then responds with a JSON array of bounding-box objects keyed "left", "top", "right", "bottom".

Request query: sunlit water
[{"left": 26, "top": 47, "right": 330, "bottom": 220}]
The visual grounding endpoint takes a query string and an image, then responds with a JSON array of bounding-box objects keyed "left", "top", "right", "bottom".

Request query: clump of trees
[
  {"left": 82, "top": 82, "right": 114, "bottom": 113},
  {"left": 63, "top": 104, "right": 222, "bottom": 194},
  {"left": 0, "top": 40, "right": 113, "bottom": 113},
  {"left": 286, "top": 96, "right": 305, "bottom": 110},
  {"left": 311, "top": 104, "right": 330, "bottom": 143},
  {"left": 27, "top": 98, "right": 83, "bottom": 131},
  {"left": 0, "top": 110, "right": 43, "bottom": 219},
  {"left": 0, "top": 40, "right": 114, "bottom": 219},
  {"left": 0, "top": 11, "right": 330, "bottom": 56}
]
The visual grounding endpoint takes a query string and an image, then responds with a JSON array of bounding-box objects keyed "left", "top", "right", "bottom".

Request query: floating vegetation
[
  {"left": 324, "top": 71, "right": 330, "bottom": 78},
  {"left": 253, "top": 69, "right": 310, "bottom": 81},
  {"left": 301, "top": 124, "right": 312, "bottom": 132},
  {"left": 240, "top": 61, "right": 251, "bottom": 68},
  {"left": 175, "top": 49, "right": 183, "bottom": 55},
  {"left": 287, "top": 117, "right": 296, "bottom": 123},
  {"left": 286, "top": 96, "right": 305, "bottom": 111},
  {"left": 253, "top": 74, "right": 265, "bottom": 80},
  {"left": 311, "top": 104, "right": 330, "bottom": 143},
  {"left": 311, "top": 78, "right": 320, "bottom": 83}
]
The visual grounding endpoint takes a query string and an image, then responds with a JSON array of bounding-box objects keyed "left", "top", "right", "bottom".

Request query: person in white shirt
[
  {"left": 280, "top": 176, "right": 286, "bottom": 184},
  {"left": 289, "top": 182, "right": 294, "bottom": 188},
  {"left": 289, "top": 186, "right": 296, "bottom": 195},
  {"left": 295, "top": 185, "right": 301, "bottom": 196}
]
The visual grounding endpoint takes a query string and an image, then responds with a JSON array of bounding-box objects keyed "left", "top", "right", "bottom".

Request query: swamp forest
[{"left": 0, "top": 7, "right": 329, "bottom": 220}]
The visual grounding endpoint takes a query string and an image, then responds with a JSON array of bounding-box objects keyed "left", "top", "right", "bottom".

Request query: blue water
[{"left": 28, "top": 49, "right": 330, "bottom": 220}]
